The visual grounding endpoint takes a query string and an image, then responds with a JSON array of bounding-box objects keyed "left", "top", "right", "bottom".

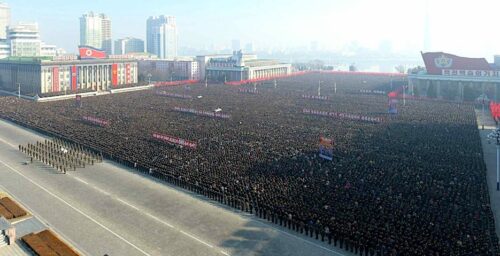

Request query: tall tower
[
  {"left": 80, "top": 12, "right": 112, "bottom": 54},
  {"left": 0, "top": 2, "right": 10, "bottom": 40},
  {"left": 100, "top": 14, "right": 112, "bottom": 55},
  {"left": 80, "top": 12, "right": 102, "bottom": 49},
  {"left": 147, "top": 15, "right": 177, "bottom": 59}
]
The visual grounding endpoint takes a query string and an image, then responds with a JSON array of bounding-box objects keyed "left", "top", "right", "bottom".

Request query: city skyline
[{"left": 3, "top": 0, "right": 500, "bottom": 60}]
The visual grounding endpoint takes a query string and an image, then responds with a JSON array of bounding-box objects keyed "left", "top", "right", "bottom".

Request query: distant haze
[{"left": 8, "top": 0, "right": 500, "bottom": 60}]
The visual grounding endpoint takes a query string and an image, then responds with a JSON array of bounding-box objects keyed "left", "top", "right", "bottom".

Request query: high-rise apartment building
[
  {"left": 146, "top": 15, "right": 177, "bottom": 59},
  {"left": 80, "top": 12, "right": 112, "bottom": 54},
  {"left": 100, "top": 14, "right": 112, "bottom": 55},
  {"left": 0, "top": 2, "right": 10, "bottom": 39},
  {"left": 7, "top": 22, "right": 41, "bottom": 57},
  {"left": 114, "top": 37, "right": 144, "bottom": 54}
]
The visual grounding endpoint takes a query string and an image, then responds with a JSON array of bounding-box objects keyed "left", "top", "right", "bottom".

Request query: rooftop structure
[{"left": 203, "top": 50, "right": 291, "bottom": 82}]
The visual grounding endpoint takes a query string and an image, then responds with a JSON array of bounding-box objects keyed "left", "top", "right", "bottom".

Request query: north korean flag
[{"left": 79, "top": 46, "right": 107, "bottom": 59}]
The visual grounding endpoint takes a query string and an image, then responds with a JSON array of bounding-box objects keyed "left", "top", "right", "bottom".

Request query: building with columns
[
  {"left": 203, "top": 51, "right": 292, "bottom": 82},
  {"left": 408, "top": 52, "right": 500, "bottom": 102},
  {"left": 0, "top": 55, "right": 138, "bottom": 95}
]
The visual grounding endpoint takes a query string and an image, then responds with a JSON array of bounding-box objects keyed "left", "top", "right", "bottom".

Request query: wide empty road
[{"left": 0, "top": 119, "right": 350, "bottom": 256}]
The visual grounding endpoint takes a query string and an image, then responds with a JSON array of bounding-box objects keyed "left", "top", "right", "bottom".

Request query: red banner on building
[
  {"left": 71, "top": 66, "right": 77, "bottom": 91},
  {"left": 112, "top": 64, "right": 118, "bottom": 87},
  {"left": 125, "top": 63, "right": 131, "bottom": 84},
  {"left": 152, "top": 133, "right": 197, "bottom": 149},
  {"left": 52, "top": 67, "right": 59, "bottom": 92},
  {"left": 79, "top": 46, "right": 107, "bottom": 59}
]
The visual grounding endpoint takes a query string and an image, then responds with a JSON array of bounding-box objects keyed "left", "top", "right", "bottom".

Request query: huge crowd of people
[{"left": 0, "top": 73, "right": 498, "bottom": 255}]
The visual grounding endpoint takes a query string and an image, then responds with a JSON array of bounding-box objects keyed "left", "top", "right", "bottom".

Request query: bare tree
[{"left": 395, "top": 65, "right": 406, "bottom": 74}]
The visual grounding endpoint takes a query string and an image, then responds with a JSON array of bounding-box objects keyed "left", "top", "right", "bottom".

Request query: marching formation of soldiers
[{"left": 19, "top": 138, "right": 103, "bottom": 174}]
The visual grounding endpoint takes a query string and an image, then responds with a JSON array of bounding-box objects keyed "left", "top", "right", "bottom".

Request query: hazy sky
[{"left": 7, "top": 0, "right": 500, "bottom": 59}]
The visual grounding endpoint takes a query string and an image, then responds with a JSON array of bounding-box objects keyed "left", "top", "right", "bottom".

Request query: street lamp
[
  {"left": 488, "top": 128, "right": 500, "bottom": 191},
  {"left": 318, "top": 81, "right": 322, "bottom": 96},
  {"left": 17, "top": 83, "right": 21, "bottom": 99}
]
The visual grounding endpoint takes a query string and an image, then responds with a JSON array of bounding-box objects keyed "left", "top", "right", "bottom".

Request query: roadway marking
[
  {"left": 143, "top": 211, "right": 175, "bottom": 228},
  {"left": 116, "top": 198, "right": 139, "bottom": 211},
  {"left": 0, "top": 135, "right": 17, "bottom": 148},
  {"left": 180, "top": 230, "right": 214, "bottom": 248},
  {"left": 252, "top": 218, "right": 345, "bottom": 256},
  {"left": 90, "top": 185, "right": 111, "bottom": 196},
  {"left": 0, "top": 132, "right": 229, "bottom": 255},
  {"left": 74, "top": 177, "right": 89, "bottom": 185},
  {"left": 0, "top": 185, "right": 92, "bottom": 256},
  {"left": 0, "top": 158, "right": 152, "bottom": 256},
  {"left": 0, "top": 123, "right": 344, "bottom": 256},
  {"left": 80, "top": 177, "right": 230, "bottom": 254}
]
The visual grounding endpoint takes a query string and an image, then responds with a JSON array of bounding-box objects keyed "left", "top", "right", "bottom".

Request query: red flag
[
  {"left": 79, "top": 46, "right": 106, "bottom": 59},
  {"left": 388, "top": 91, "right": 398, "bottom": 98}
]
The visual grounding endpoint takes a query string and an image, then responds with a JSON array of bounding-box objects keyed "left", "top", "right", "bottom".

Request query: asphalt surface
[{"left": 0, "top": 119, "right": 351, "bottom": 256}]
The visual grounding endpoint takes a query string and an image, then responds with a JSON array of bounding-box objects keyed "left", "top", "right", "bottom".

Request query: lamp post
[
  {"left": 17, "top": 83, "right": 21, "bottom": 99},
  {"left": 318, "top": 81, "right": 322, "bottom": 96},
  {"left": 488, "top": 128, "right": 500, "bottom": 191},
  {"left": 482, "top": 85, "right": 486, "bottom": 130},
  {"left": 147, "top": 73, "right": 152, "bottom": 85},
  {"left": 403, "top": 85, "right": 406, "bottom": 106}
]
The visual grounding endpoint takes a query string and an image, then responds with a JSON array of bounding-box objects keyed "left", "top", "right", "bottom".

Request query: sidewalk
[{"left": 477, "top": 108, "right": 500, "bottom": 242}]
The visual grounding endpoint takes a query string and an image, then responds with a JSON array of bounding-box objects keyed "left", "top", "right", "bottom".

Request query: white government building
[{"left": 201, "top": 51, "right": 292, "bottom": 82}]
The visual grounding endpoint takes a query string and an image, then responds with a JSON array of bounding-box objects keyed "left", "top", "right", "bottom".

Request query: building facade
[
  {"left": 7, "top": 22, "right": 41, "bottom": 57},
  {"left": 409, "top": 52, "right": 500, "bottom": 101},
  {"left": 80, "top": 12, "right": 112, "bottom": 54},
  {"left": 40, "top": 44, "right": 56, "bottom": 56},
  {"left": 0, "top": 2, "right": 10, "bottom": 40},
  {"left": 0, "top": 57, "right": 138, "bottom": 95},
  {"left": 0, "top": 41, "right": 9, "bottom": 58},
  {"left": 0, "top": 22, "right": 58, "bottom": 58},
  {"left": 146, "top": 16, "right": 177, "bottom": 59},
  {"left": 101, "top": 14, "right": 112, "bottom": 55},
  {"left": 138, "top": 58, "right": 199, "bottom": 81},
  {"left": 114, "top": 37, "right": 144, "bottom": 54},
  {"left": 203, "top": 51, "right": 292, "bottom": 82}
]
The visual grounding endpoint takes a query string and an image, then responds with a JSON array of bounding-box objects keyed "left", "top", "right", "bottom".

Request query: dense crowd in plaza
[{"left": 0, "top": 73, "right": 498, "bottom": 255}]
